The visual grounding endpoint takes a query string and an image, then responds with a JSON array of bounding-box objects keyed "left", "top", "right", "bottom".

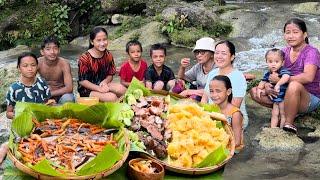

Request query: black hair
[
  {"left": 149, "top": 43, "right": 166, "bottom": 57},
  {"left": 17, "top": 52, "right": 38, "bottom": 68},
  {"left": 89, "top": 27, "right": 108, "bottom": 49},
  {"left": 41, "top": 36, "right": 60, "bottom": 49},
  {"left": 126, "top": 40, "right": 143, "bottom": 53},
  {"left": 215, "top": 40, "right": 236, "bottom": 63},
  {"left": 211, "top": 75, "right": 233, "bottom": 103},
  {"left": 265, "top": 48, "right": 285, "bottom": 61},
  {"left": 284, "top": 18, "right": 309, "bottom": 44}
]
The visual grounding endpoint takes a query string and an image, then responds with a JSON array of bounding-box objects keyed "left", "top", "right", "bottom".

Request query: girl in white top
[{"left": 201, "top": 40, "right": 249, "bottom": 128}]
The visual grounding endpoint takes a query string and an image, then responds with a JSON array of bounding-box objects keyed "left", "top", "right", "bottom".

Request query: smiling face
[
  {"left": 151, "top": 49, "right": 165, "bottom": 68},
  {"left": 41, "top": 42, "right": 60, "bottom": 62},
  {"left": 214, "top": 43, "right": 234, "bottom": 69},
  {"left": 266, "top": 51, "right": 283, "bottom": 72},
  {"left": 284, "top": 23, "right": 307, "bottom": 48},
  {"left": 209, "top": 79, "right": 231, "bottom": 105},
  {"left": 91, "top": 31, "right": 108, "bottom": 52},
  {"left": 128, "top": 44, "right": 142, "bottom": 62},
  {"left": 18, "top": 56, "right": 38, "bottom": 78}
]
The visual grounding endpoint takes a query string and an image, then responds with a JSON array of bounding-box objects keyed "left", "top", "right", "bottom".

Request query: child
[
  {"left": 78, "top": 27, "right": 126, "bottom": 102},
  {"left": 119, "top": 40, "right": 148, "bottom": 87},
  {"left": 6, "top": 52, "right": 51, "bottom": 119},
  {"left": 145, "top": 43, "right": 175, "bottom": 91},
  {"left": 209, "top": 75, "right": 244, "bottom": 151},
  {"left": 256, "top": 48, "right": 290, "bottom": 128}
]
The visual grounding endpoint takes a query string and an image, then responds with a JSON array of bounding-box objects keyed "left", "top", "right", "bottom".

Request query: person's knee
[
  {"left": 167, "top": 80, "right": 176, "bottom": 90},
  {"left": 153, "top": 81, "right": 164, "bottom": 90},
  {"left": 249, "top": 87, "right": 257, "bottom": 97},
  {"left": 108, "top": 93, "right": 118, "bottom": 101},
  {"left": 287, "top": 81, "right": 303, "bottom": 93},
  {"left": 58, "top": 93, "right": 75, "bottom": 104}
]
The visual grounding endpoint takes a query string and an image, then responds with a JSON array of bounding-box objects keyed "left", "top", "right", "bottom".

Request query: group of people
[{"left": 3, "top": 17, "right": 320, "bottom": 153}]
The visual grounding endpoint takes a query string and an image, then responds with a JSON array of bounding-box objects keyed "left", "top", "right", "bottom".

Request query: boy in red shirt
[{"left": 119, "top": 40, "right": 148, "bottom": 87}]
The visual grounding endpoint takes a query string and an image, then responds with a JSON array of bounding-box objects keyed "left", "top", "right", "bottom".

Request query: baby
[{"left": 256, "top": 48, "right": 290, "bottom": 128}]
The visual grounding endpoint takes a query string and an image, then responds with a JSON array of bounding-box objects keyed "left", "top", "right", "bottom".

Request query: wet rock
[
  {"left": 0, "top": 45, "right": 30, "bottom": 60},
  {"left": 296, "top": 115, "right": 320, "bottom": 138},
  {"left": 254, "top": 127, "right": 304, "bottom": 152},
  {"left": 292, "top": 2, "right": 320, "bottom": 15},
  {"left": 108, "top": 21, "right": 168, "bottom": 51}
]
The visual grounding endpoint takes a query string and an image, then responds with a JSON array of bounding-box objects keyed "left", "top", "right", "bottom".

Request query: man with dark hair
[{"left": 38, "top": 36, "right": 75, "bottom": 104}]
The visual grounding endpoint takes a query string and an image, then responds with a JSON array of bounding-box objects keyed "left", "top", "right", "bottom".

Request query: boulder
[
  {"left": 254, "top": 127, "right": 304, "bottom": 152},
  {"left": 100, "top": 0, "right": 146, "bottom": 13},
  {"left": 0, "top": 45, "right": 30, "bottom": 61},
  {"left": 108, "top": 21, "right": 168, "bottom": 51},
  {"left": 292, "top": 2, "right": 320, "bottom": 15},
  {"left": 110, "top": 14, "right": 131, "bottom": 25},
  {"left": 70, "top": 36, "right": 89, "bottom": 48},
  {"left": 161, "top": 4, "right": 219, "bottom": 29},
  {"left": 220, "top": 9, "right": 267, "bottom": 38}
]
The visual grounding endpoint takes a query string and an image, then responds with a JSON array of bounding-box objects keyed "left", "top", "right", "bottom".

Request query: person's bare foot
[{"left": 0, "top": 142, "right": 8, "bottom": 164}]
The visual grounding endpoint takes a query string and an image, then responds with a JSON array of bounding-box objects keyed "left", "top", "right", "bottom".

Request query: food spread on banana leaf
[
  {"left": 124, "top": 87, "right": 230, "bottom": 168},
  {"left": 124, "top": 89, "right": 171, "bottom": 159},
  {"left": 16, "top": 118, "right": 118, "bottom": 173}
]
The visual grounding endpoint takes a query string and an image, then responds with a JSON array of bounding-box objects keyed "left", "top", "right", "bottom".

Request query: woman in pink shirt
[{"left": 251, "top": 18, "right": 320, "bottom": 133}]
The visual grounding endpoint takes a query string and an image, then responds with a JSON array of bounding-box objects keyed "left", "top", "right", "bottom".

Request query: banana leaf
[
  {"left": 194, "top": 145, "right": 229, "bottom": 168},
  {"left": 13, "top": 102, "right": 123, "bottom": 128},
  {"left": 9, "top": 102, "right": 128, "bottom": 177},
  {"left": 126, "top": 77, "right": 151, "bottom": 96},
  {"left": 32, "top": 159, "right": 64, "bottom": 177},
  {"left": 77, "top": 144, "right": 122, "bottom": 176}
]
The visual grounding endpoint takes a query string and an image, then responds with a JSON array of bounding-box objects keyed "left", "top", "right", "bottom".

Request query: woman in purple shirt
[{"left": 251, "top": 18, "right": 320, "bottom": 133}]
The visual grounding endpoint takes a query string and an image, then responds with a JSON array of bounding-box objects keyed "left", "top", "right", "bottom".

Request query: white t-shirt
[
  {"left": 185, "top": 63, "right": 212, "bottom": 89},
  {"left": 204, "top": 68, "right": 249, "bottom": 129}
]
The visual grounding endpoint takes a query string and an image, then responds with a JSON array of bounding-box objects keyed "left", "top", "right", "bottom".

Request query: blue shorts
[{"left": 306, "top": 93, "right": 320, "bottom": 113}]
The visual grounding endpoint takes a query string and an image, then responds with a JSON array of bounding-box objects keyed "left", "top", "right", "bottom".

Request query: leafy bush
[
  {"left": 169, "top": 27, "right": 209, "bottom": 47},
  {"left": 50, "top": 3, "right": 71, "bottom": 44},
  {"left": 208, "top": 22, "right": 233, "bottom": 37}
]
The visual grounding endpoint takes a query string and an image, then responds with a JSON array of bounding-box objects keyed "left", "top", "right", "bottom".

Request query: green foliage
[
  {"left": 161, "top": 14, "right": 189, "bottom": 34},
  {"left": 208, "top": 22, "right": 233, "bottom": 37},
  {"left": 111, "top": 16, "right": 149, "bottom": 40},
  {"left": 50, "top": 3, "right": 71, "bottom": 44},
  {"left": 160, "top": 13, "right": 232, "bottom": 47},
  {"left": 169, "top": 27, "right": 209, "bottom": 47}
]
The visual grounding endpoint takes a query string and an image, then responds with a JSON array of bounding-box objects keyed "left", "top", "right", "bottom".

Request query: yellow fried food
[{"left": 167, "top": 103, "right": 229, "bottom": 168}]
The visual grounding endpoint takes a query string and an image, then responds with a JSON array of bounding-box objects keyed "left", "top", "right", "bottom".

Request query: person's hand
[
  {"left": 45, "top": 99, "right": 56, "bottom": 106},
  {"left": 180, "top": 58, "right": 190, "bottom": 68},
  {"left": 98, "top": 85, "right": 109, "bottom": 93},
  {"left": 179, "top": 89, "right": 190, "bottom": 97},
  {"left": 274, "top": 84, "right": 280, "bottom": 93},
  {"left": 269, "top": 72, "right": 280, "bottom": 84},
  {"left": 99, "top": 81, "right": 108, "bottom": 87},
  {"left": 256, "top": 88, "right": 265, "bottom": 99},
  {"left": 265, "top": 83, "right": 278, "bottom": 99}
]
